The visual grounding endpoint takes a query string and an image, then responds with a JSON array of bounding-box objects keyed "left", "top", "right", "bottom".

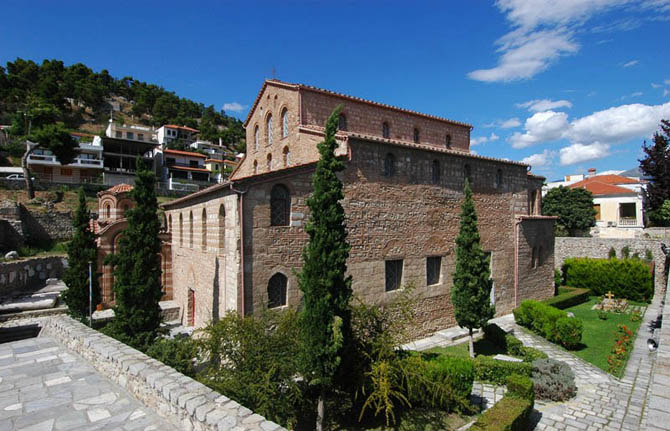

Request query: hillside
[{"left": 0, "top": 58, "right": 246, "bottom": 152}]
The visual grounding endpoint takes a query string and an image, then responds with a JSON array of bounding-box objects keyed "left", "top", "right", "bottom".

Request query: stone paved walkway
[{"left": 0, "top": 336, "right": 177, "bottom": 431}]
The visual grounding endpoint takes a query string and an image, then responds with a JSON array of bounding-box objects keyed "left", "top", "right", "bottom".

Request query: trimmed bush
[
  {"left": 562, "top": 257, "right": 653, "bottom": 302},
  {"left": 505, "top": 334, "right": 524, "bottom": 355},
  {"left": 532, "top": 358, "right": 576, "bottom": 401},
  {"left": 474, "top": 356, "right": 532, "bottom": 385},
  {"left": 517, "top": 346, "right": 548, "bottom": 363},
  {"left": 542, "top": 286, "right": 591, "bottom": 309},
  {"left": 407, "top": 354, "right": 475, "bottom": 410},
  {"left": 513, "top": 300, "right": 583, "bottom": 350},
  {"left": 506, "top": 374, "right": 535, "bottom": 403},
  {"left": 555, "top": 317, "right": 583, "bottom": 350},
  {"left": 469, "top": 396, "right": 532, "bottom": 431}
]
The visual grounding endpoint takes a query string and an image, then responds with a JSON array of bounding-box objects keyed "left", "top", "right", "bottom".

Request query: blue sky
[{"left": 2, "top": 0, "right": 669, "bottom": 180}]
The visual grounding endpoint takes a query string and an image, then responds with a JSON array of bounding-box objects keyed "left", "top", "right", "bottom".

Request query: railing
[
  {"left": 167, "top": 162, "right": 206, "bottom": 169},
  {"left": 618, "top": 217, "right": 638, "bottom": 226},
  {"left": 27, "top": 154, "right": 103, "bottom": 167}
]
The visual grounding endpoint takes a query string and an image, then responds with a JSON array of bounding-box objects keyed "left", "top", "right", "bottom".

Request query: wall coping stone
[{"left": 37, "top": 314, "right": 285, "bottom": 431}]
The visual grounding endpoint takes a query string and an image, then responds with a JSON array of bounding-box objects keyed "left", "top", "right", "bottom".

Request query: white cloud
[
  {"left": 510, "top": 111, "right": 569, "bottom": 148},
  {"left": 559, "top": 143, "right": 611, "bottom": 165},
  {"left": 631, "top": 91, "right": 643, "bottom": 97},
  {"left": 222, "top": 102, "right": 247, "bottom": 113},
  {"left": 501, "top": 117, "right": 522, "bottom": 128},
  {"left": 665, "top": 89, "right": 669, "bottom": 97},
  {"left": 651, "top": 83, "right": 661, "bottom": 88},
  {"left": 521, "top": 149, "right": 555, "bottom": 167},
  {"left": 516, "top": 98, "right": 573, "bottom": 112},
  {"left": 622, "top": 59, "right": 639, "bottom": 67},
  {"left": 665, "top": 79, "right": 670, "bottom": 85},
  {"left": 489, "top": 132, "right": 500, "bottom": 141},
  {"left": 470, "top": 133, "right": 501, "bottom": 146}
]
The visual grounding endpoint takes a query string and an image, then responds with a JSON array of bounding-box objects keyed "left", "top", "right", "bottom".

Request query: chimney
[{"left": 587, "top": 168, "right": 596, "bottom": 177}]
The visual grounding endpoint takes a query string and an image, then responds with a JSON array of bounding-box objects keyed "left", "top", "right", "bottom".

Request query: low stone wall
[
  {"left": 555, "top": 237, "right": 668, "bottom": 294},
  {"left": 646, "top": 283, "right": 670, "bottom": 429},
  {"left": 40, "top": 315, "right": 284, "bottom": 431},
  {"left": 0, "top": 256, "right": 67, "bottom": 296},
  {"left": 20, "top": 207, "right": 74, "bottom": 244}
]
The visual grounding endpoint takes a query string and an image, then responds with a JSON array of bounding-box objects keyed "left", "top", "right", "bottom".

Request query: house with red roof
[
  {"left": 156, "top": 125, "right": 199, "bottom": 148},
  {"left": 156, "top": 148, "right": 210, "bottom": 191}
]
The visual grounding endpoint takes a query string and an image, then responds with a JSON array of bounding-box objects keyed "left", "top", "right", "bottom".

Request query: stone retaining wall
[
  {"left": 40, "top": 315, "right": 284, "bottom": 431},
  {"left": 555, "top": 237, "right": 668, "bottom": 294},
  {"left": 646, "top": 282, "right": 670, "bottom": 430},
  {"left": 0, "top": 256, "right": 67, "bottom": 296}
]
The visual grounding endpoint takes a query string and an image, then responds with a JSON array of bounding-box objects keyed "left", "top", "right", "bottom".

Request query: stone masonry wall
[
  {"left": 554, "top": 237, "right": 668, "bottom": 294},
  {"left": 40, "top": 315, "right": 284, "bottom": 431},
  {"left": 0, "top": 256, "right": 67, "bottom": 296},
  {"left": 20, "top": 207, "right": 74, "bottom": 244}
]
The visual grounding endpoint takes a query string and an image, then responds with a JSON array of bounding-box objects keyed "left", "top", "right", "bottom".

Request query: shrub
[
  {"left": 645, "top": 249, "right": 654, "bottom": 261},
  {"left": 554, "top": 269, "right": 562, "bottom": 291},
  {"left": 621, "top": 246, "right": 631, "bottom": 259},
  {"left": 145, "top": 335, "right": 198, "bottom": 377},
  {"left": 518, "top": 346, "right": 548, "bottom": 363},
  {"left": 473, "top": 356, "right": 531, "bottom": 385},
  {"left": 562, "top": 257, "right": 653, "bottom": 302},
  {"left": 542, "top": 287, "right": 590, "bottom": 309},
  {"left": 608, "top": 247, "right": 616, "bottom": 259},
  {"left": 405, "top": 354, "right": 474, "bottom": 411},
  {"left": 504, "top": 334, "right": 524, "bottom": 355},
  {"left": 469, "top": 396, "right": 532, "bottom": 431},
  {"left": 555, "top": 317, "right": 583, "bottom": 350},
  {"left": 506, "top": 374, "right": 535, "bottom": 403},
  {"left": 532, "top": 359, "right": 576, "bottom": 401}
]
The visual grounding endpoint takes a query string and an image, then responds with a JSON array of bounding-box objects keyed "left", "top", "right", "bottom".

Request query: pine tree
[
  {"left": 451, "top": 179, "right": 495, "bottom": 358},
  {"left": 62, "top": 188, "right": 100, "bottom": 320},
  {"left": 298, "top": 106, "right": 353, "bottom": 431},
  {"left": 103, "top": 157, "right": 162, "bottom": 350},
  {"left": 639, "top": 120, "right": 670, "bottom": 224}
]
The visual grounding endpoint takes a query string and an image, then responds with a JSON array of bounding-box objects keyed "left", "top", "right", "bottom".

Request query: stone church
[{"left": 156, "top": 80, "right": 555, "bottom": 335}]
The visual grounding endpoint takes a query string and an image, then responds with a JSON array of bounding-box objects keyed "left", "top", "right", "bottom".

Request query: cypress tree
[
  {"left": 298, "top": 106, "right": 353, "bottom": 431},
  {"left": 451, "top": 179, "right": 495, "bottom": 358},
  {"left": 104, "top": 157, "right": 162, "bottom": 350},
  {"left": 639, "top": 120, "right": 670, "bottom": 223},
  {"left": 62, "top": 188, "right": 100, "bottom": 320}
]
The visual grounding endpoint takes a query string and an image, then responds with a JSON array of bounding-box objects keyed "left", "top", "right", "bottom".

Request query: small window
[
  {"left": 529, "top": 190, "right": 537, "bottom": 215},
  {"left": 538, "top": 246, "right": 544, "bottom": 267},
  {"left": 138, "top": 133, "right": 144, "bottom": 141},
  {"left": 189, "top": 211, "right": 194, "bottom": 249},
  {"left": 270, "top": 184, "right": 290, "bottom": 226},
  {"left": 281, "top": 108, "right": 289, "bottom": 138},
  {"left": 594, "top": 204, "right": 601, "bottom": 221},
  {"left": 179, "top": 213, "right": 183, "bottom": 246},
  {"left": 127, "top": 132, "right": 134, "bottom": 140},
  {"left": 385, "top": 259, "right": 403, "bottom": 292},
  {"left": 426, "top": 256, "right": 441, "bottom": 286},
  {"left": 413, "top": 128, "right": 420, "bottom": 143},
  {"left": 446, "top": 134, "right": 452, "bottom": 149},
  {"left": 201, "top": 208, "right": 207, "bottom": 251},
  {"left": 254, "top": 125, "right": 259, "bottom": 151},
  {"left": 531, "top": 247, "right": 538, "bottom": 269},
  {"left": 268, "top": 273, "right": 287, "bottom": 308},
  {"left": 253, "top": 160, "right": 258, "bottom": 175},
  {"left": 382, "top": 122, "right": 390, "bottom": 139},
  {"left": 266, "top": 153, "right": 272, "bottom": 171},
  {"left": 266, "top": 114, "right": 273, "bottom": 146},
  {"left": 338, "top": 113, "right": 347, "bottom": 131},
  {"left": 218, "top": 204, "right": 225, "bottom": 250},
  {"left": 495, "top": 169, "right": 503, "bottom": 189},
  {"left": 105, "top": 204, "right": 111, "bottom": 219},
  {"left": 283, "top": 146, "right": 290, "bottom": 167},
  {"left": 464, "top": 164, "right": 472, "bottom": 183},
  {"left": 383, "top": 153, "right": 395, "bottom": 177},
  {"left": 115, "top": 131, "right": 122, "bottom": 138},
  {"left": 432, "top": 160, "right": 440, "bottom": 184}
]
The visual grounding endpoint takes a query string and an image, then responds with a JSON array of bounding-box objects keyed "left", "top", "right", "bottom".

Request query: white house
[{"left": 156, "top": 125, "right": 199, "bottom": 148}]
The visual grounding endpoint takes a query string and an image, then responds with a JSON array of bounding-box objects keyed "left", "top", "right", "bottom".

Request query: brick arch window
[
  {"left": 189, "top": 211, "right": 194, "bottom": 249},
  {"left": 413, "top": 128, "right": 420, "bottom": 143},
  {"left": 446, "top": 134, "right": 452, "bottom": 149},
  {"left": 281, "top": 108, "right": 289, "bottom": 138},
  {"left": 254, "top": 125, "right": 259, "bottom": 151},
  {"left": 105, "top": 204, "right": 111, "bottom": 219},
  {"left": 168, "top": 214, "right": 172, "bottom": 232},
  {"left": 464, "top": 164, "right": 472, "bottom": 184},
  {"left": 253, "top": 160, "right": 258, "bottom": 175},
  {"left": 432, "top": 160, "right": 440, "bottom": 184},
  {"left": 283, "top": 146, "right": 290, "bottom": 167},
  {"left": 338, "top": 113, "right": 347, "bottom": 131},
  {"left": 383, "top": 153, "right": 396, "bottom": 177},
  {"left": 270, "top": 184, "right": 290, "bottom": 226},
  {"left": 201, "top": 207, "right": 207, "bottom": 251},
  {"left": 218, "top": 204, "right": 225, "bottom": 250},
  {"left": 179, "top": 213, "right": 183, "bottom": 247},
  {"left": 267, "top": 273, "right": 287, "bottom": 308},
  {"left": 382, "top": 122, "right": 390, "bottom": 139},
  {"left": 266, "top": 113, "right": 273, "bottom": 146},
  {"left": 495, "top": 169, "right": 503, "bottom": 189},
  {"left": 266, "top": 153, "right": 273, "bottom": 171}
]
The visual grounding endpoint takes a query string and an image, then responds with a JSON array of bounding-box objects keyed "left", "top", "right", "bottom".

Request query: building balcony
[
  {"left": 166, "top": 162, "right": 206, "bottom": 169},
  {"left": 27, "top": 154, "right": 104, "bottom": 168},
  {"left": 618, "top": 217, "right": 639, "bottom": 227}
]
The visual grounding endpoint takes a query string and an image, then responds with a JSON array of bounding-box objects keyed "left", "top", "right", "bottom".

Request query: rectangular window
[
  {"left": 115, "top": 131, "right": 122, "bottom": 138},
  {"left": 426, "top": 256, "right": 441, "bottom": 286},
  {"left": 166, "top": 157, "right": 176, "bottom": 166},
  {"left": 189, "top": 160, "right": 199, "bottom": 167},
  {"left": 138, "top": 133, "right": 144, "bottom": 141},
  {"left": 593, "top": 204, "right": 601, "bottom": 221},
  {"left": 127, "top": 132, "right": 134, "bottom": 140},
  {"left": 385, "top": 259, "right": 403, "bottom": 292}
]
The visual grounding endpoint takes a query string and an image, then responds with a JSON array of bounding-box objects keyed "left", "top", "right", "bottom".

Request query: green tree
[
  {"left": 103, "top": 158, "right": 163, "bottom": 350},
  {"left": 542, "top": 186, "right": 596, "bottom": 236},
  {"left": 451, "top": 179, "right": 495, "bottom": 358},
  {"left": 23, "top": 123, "right": 78, "bottom": 198},
  {"left": 62, "top": 188, "right": 100, "bottom": 320},
  {"left": 640, "top": 120, "right": 670, "bottom": 225},
  {"left": 297, "top": 106, "right": 353, "bottom": 431}
]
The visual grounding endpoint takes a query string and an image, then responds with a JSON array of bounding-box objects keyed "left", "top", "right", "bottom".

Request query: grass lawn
[{"left": 563, "top": 297, "right": 645, "bottom": 376}]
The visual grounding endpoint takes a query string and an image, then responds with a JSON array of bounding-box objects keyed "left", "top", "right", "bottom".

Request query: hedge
[
  {"left": 513, "top": 300, "right": 583, "bottom": 350},
  {"left": 542, "top": 286, "right": 591, "bottom": 309},
  {"left": 470, "top": 374, "right": 534, "bottom": 431},
  {"left": 474, "top": 356, "right": 532, "bottom": 385},
  {"left": 562, "top": 257, "right": 653, "bottom": 303},
  {"left": 407, "top": 354, "right": 475, "bottom": 410},
  {"left": 506, "top": 374, "right": 535, "bottom": 403}
]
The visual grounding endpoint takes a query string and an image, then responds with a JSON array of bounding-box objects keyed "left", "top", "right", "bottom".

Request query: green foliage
[
  {"left": 505, "top": 374, "right": 535, "bottom": 403},
  {"left": 145, "top": 336, "right": 198, "bottom": 378},
  {"left": 621, "top": 246, "right": 631, "bottom": 259},
  {"left": 562, "top": 257, "right": 653, "bottom": 302},
  {"left": 532, "top": 358, "right": 576, "bottom": 401},
  {"left": 541, "top": 286, "right": 591, "bottom": 309},
  {"left": 469, "top": 395, "right": 533, "bottom": 431},
  {"left": 649, "top": 200, "right": 670, "bottom": 226},
  {"left": 608, "top": 247, "right": 617, "bottom": 259},
  {"left": 405, "top": 354, "right": 475, "bottom": 411},
  {"left": 554, "top": 268, "right": 562, "bottom": 291},
  {"left": 645, "top": 248, "right": 654, "bottom": 261},
  {"left": 542, "top": 186, "right": 596, "bottom": 235},
  {"left": 196, "top": 310, "right": 305, "bottom": 429},
  {"left": 513, "top": 300, "right": 583, "bottom": 349},
  {"left": 451, "top": 179, "right": 495, "bottom": 353},
  {"left": 62, "top": 188, "right": 100, "bottom": 319},
  {"left": 28, "top": 123, "right": 78, "bottom": 165},
  {"left": 103, "top": 158, "right": 162, "bottom": 350},
  {"left": 639, "top": 120, "right": 670, "bottom": 220},
  {"left": 473, "top": 356, "right": 532, "bottom": 385}
]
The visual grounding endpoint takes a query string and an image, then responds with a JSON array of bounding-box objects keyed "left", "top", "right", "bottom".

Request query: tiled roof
[
  {"left": 205, "top": 159, "right": 224, "bottom": 163},
  {"left": 244, "top": 79, "right": 473, "bottom": 129},
  {"left": 570, "top": 181, "right": 635, "bottom": 196},
  {"left": 105, "top": 184, "right": 133, "bottom": 194},
  {"left": 163, "top": 125, "right": 200, "bottom": 133},
  {"left": 163, "top": 149, "right": 207, "bottom": 158},
  {"left": 571, "top": 174, "right": 639, "bottom": 187}
]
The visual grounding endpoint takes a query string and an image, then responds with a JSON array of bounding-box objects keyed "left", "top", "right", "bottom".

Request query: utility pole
[{"left": 88, "top": 261, "right": 93, "bottom": 327}]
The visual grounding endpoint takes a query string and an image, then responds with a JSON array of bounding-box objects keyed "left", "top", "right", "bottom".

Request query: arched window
[
  {"left": 189, "top": 211, "right": 194, "bottom": 249},
  {"left": 495, "top": 169, "right": 503, "bottom": 189},
  {"left": 446, "top": 134, "right": 452, "bottom": 149},
  {"left": 218, "top": 204, "right": 225, "bottom": 250},
  {"left": 383, "top": 153, "right": 395, "bottom": 177},
  {"left": 270, "top": 184, "right": 290, "bottom": 226},
  {"left": 283, "top": 146, "right": 290, "bottom": 167},
  {"left": 253, "top": 160, "right": 258, "bottom": 175},
  {"left": 382, "top": 122, "right": 390, "bottom": 139},
  {"left": 267, "top": 273, "right": 287, "bottom": 308},
  {"left": 201, "top": 208, "right": 207, "bottom": 251},
  {"left": 464, "top": 164, "right": 472, "bottom": 184},
  {"left": 266, "top": 114, "right": 273, "bottom": 146},
  {"left": 179, "top": 213, "right": 183, "bottom": 246},
  {"left": 105, "top": 204, "right": 111, "bottom": 219},
  {"left": 338, "top": 113, "right": 347, "bottom": 131},
  {"left": 413, "top": 128, "right": 420, "bottom": 143},
  {"left": 432, "top": 160, "right": 440, "bottom": 184},
  {"left": 254, "top": 125, "right": 259, "bottom": 151},
  {"left": 168, "top": 214, "right": 172, "bottom": 232},
  {"left": 538, "top": 246, "right": 544, "bottom": 266},
  {"left": 266, "top": 153, "right": 272, "bottom": 171},
  {"left": 281, "top": 108, "right": 289, "bottom": 138}
]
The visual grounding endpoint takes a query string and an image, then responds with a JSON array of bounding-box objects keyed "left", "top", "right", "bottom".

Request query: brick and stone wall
[
  {"left": 554, "top": 237, "right": 668, "bottom": 293},
  {"left": 40, "top": 315, "right": 284, "bottom": 431},
  {"left": 0, "top": 256, "right": 67, "bottom": 296},
  {"left": 20, "top": 207, "right": 74, "bottom": 243}
]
